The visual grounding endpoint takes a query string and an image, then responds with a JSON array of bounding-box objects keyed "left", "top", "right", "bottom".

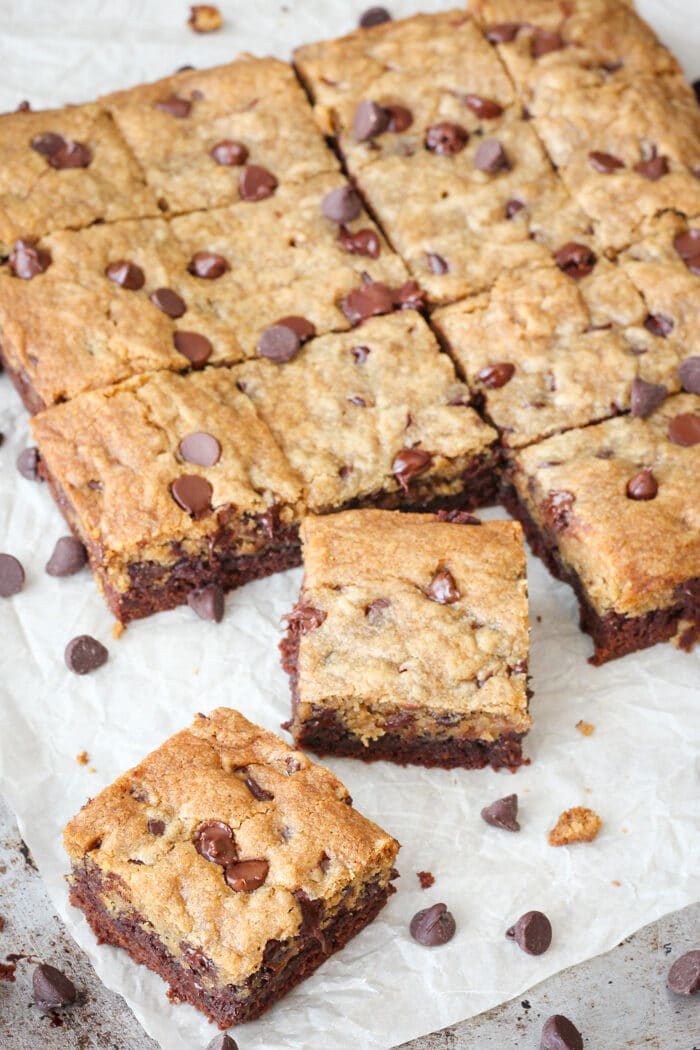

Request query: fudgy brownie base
[
  {"left": 0, "top": 343, "right": 48, "bottom": 414},
  {"left": 501, "top": 484, "right": 700, "bottom": 664},
  {"left": 69, "top": 863, "right": 395, "bottom": 1028}
]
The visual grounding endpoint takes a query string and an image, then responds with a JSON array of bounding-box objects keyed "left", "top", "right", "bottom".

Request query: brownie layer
[
  {"left": 501, "top": 483, "right": 700, "bottom": 664},
  {"left": 0, "top": 344, "right": 48, "bottom": 414},
  {"left": 69, "top": 864, "right": 394, "bottom": 1027}
]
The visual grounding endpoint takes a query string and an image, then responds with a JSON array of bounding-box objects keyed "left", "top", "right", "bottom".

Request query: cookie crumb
[
  {"left": 548, "top": 806, "right": 601, "bottom": 846},
  {"left": 417, "top": 870, "right": 435, "bottom": 889},
  {"left": 112, "top": 620, "right": 125, "bottom": 640},
  {"left": 576, "top": 720, "right": 594, "bottom": 736},
  {"left": 612, "top": 880, "right": 621, "bottom": 886},
  {"left": 76, "top": 751, "right": 89, "bottom": 766},
  {"left": 188, "top": 4, "right": 223, "bottom": 32}
]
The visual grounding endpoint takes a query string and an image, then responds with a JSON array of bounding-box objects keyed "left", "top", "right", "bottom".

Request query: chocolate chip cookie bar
[
  {"left": 281, "top": 510, "right": 531, "bottom": 768},
  {"left": 64, "top": 708, "right": 399, "bottom": 1027},
  {"left": 502, "top": 393, "right": 700, "bottom": 663},
  {"left": 30, "top": 368, "right": 304, "bottom": 622}
]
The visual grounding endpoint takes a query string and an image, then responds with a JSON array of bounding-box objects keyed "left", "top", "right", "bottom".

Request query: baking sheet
[{"left": 0, "top": 2, "right": 699, "bottom": 1048}]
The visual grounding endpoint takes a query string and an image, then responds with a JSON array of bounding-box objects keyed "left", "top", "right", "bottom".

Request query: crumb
[
  {"left": 576, "top": 720, "right": 595, "bottom": 736},
  {"left": 76, "top": 751, "right": 89, "bottom": 766},
  {"left": 88, "top": 766, "right": 97, "bottom": 774},
  {"left": 417, "top": 870, "right": 435, "bottom": 889},
  {"left": 548, "top": 806, "right": 602, "bottom": 846},
  {"left": 112, "top": 620, "right": 125, "bottom": 640},
  {"left": 188, "top": 4, "right": 223, "bottom": 32},
  {"left": 536, "top": 614, "right": 542, "bottom": 623},
  {"left": 612, "top": 880, "right": 621, "bottom": 886},
  {"left": 0, "top": 916, "right": 5, "bottom": 932}
]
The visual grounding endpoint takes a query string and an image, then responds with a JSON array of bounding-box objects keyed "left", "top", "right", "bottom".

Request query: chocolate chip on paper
[
  {"left": 410, "top": 903, "right": 456, "bottom": 946},
  {"left": 481, "top": 793, "right": 520, "bottom": 831},
  {"left": 46, "top": 536, "right": 87, "bottom": 577},
  {"left": 506, "top": 910, "right": 553, "bottom": 955},
  {"left": 0, "top": 554, "right": 25, "bottom": 598},
  {"left": 64, "top": 635, "right": 108, "bottom": 675}
]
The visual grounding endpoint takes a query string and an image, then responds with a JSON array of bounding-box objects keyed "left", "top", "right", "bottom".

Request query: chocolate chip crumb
[{"left": 417, "top": 871, "right": 435, "bottom": 889}]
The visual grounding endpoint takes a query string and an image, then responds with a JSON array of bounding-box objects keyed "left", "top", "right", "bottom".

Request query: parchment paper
[{"left": 0, "top": 3, "right": 699, "bottom": 1048}]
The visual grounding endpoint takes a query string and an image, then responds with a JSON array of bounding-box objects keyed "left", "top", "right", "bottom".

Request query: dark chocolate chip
[
  {"left": 146, "top": 819, "right": 165, "bottom": 837},
  {"left": 206, "top": 1035, "right": 239, "bottom": 1050},
  {"left": 668, "top": 412, "right": 700, "bottom": 447},
  {"left": 286, "top": 603, "right": 327, "bottom": 634},
  {"left": 239, "top": 164, "right": 278, "bottom": 201},
  {"left": 48, "top": 140, "right": 92, "bottom": 169},
  {"left": 105, "top": 259, "right": 145, "bottom": 290},
  {"left": 410, "top": 903, "right": 456, "bottom": 946},
  {"left": 425, "top": 122, "right": 469, "bottom": 155},
  {"left": 150, "top": 287, "right": 186, "bottom": 318},
  {"left": 322, "top": 185, "right": 362, "bottom": 224},
  {"left": 155, "top": 95, "right": 191, "bottom": 117},
  {"left": 241, "top": 773, "right": 274, "bottom": 802},
  {"left": 588, "top": 150, "right": 624, "bottom": 174},
  {"left": 506, "top": 911, "right": 552, "bottom": 955},
  {"left": 426, "top": 252, "right": 449, "bottom": 275},
  {"left": 644, "top": 313, "right": 673, "bottom": 337},
  {"left": 257, "top": 323, "right": 301, "bottom": 363},
  {"left": 385, "top": 104, "right": 413, "bottom": 132},
  {"left": 194, "top": 821, "right": 238, "bottom": 865},
  {"left": 225, "top": 858, "right": 269, "bottom": 892},
  {"left": 170, "top": 474, "right": 212, "bottom": 516},
  {"left": 667, "top": 950, "right": 700, "bottom": 995},
  {"left": 543, "top": 490, "right": 576, "bottom": 531},
  {"left": 8, "top": 238, "right": 51, "bottom": 279},
  {"left": 339, "top": 226, "right": 381, "bottom": 258},
  {"left": 392, "top": 447, "right": 432, "bottom": 491},
  {"left": 626, "top": 468, "right": 657, "bottom": 500},
  {"left": 481, "top": 793, "right": 520, "bottom": 831},
  {"left": 540, "top": 1014, "right": 583, "bottom": 1050},
  {"left": 64, "top": 635, "right": 108, "bottom": 675},
  {"left": 32, "top": 964, "right": 77, "bottom": 1011},
  {"left": 16, "top": 100, "right": 31, "bottom": 111},
  {"left": 353, "top": 99, "right": 390, "bottom": 141},
  {"left": 341, "top": 281, "right": 394, "bottom": 324},
  {"left": 531, "top": 29, "right": 564, "bottom": 58},
  {"left": 0, "top": 554, "right": 25, "bottom": 598},
  {"left": 506, "top": 198, "right": 525, "bottom": 218},
  {"left": 477, "top": 362, "right": 515, "bottom": 388},
  {"left": 46, "top": 536, "right": 87, "bottom": 577},
  {"left": 294, "top": 889, "right": 326, "bottom": 944},
  {"left": 365, "top": 597, "right": 391, "bottom": 625},
  {"left": 351, "top": 344, "right": 370, "bottom": 363},
  {"left": 679, "top": 356, "right": 700, "bottom": 394},
  {"left": 630, "top": 377, "right": 667, "bottom": 418},
  {"left": 393, "top": 279, "right": 424, "bottom": 310},
  {"left": 359, "top": 6, "right": 391, "bottom": 27},
  {"left": 486, "top": 22, "right": 522, "bottom": 43},
  {"left": 173, "top": 331, "right": 213, "bottom": 367},
  {"left": 210, "top": 139, "right": 248, "bottom": 166},
  {"left": 178, "top": 431, "right": 221, "bottom": 466},
  {"left": 187, "top": 584, "right": 224, "bottom": 622},
  {"left": 634, "top": 155, "right": 668, "bottom": 180},
  {"left": 474, "top": 138, "right": 509, "bottom": 173},
  {"left": 187, "top": 251, "right": 229, "bottom": 279},
  {"left": 462, "top": 94, "right": 503, "bottom": 118},
  {"left": 30, "top": 131, "right": 65, "bottom": 157},
  {"left": 427, "top": 568, "right": 460, "bottom": 604},
  {"left": 17, "top": 446, "right": 41, "bottom": 480},
  {"left": 555, "top": 242, "right": 596, "bottom": 279}
]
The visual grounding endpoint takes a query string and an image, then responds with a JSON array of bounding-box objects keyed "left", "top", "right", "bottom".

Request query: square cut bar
[
  {"left": 502, "top": 393, "right": 700, "bottom": 663},
  {"left": 281, "top": 510, "right": 531, "bottom": 769},
  {"left": 235, "top": 311, "right": 500, "bottom": 514},
  {"left": 30, "top": 368, "right": 305, "bottom": 623},
  {"left": 63, "top": 708, "right": 399, "bottom": 1027}
]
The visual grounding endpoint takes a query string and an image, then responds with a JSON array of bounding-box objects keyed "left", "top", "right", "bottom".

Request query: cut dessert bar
[
  {"left": 281, "top": 509, "right": 531, "bottom": 768},
  {"left": 235, "top": 311, "right": 500, "bottom": 514},
  {"left": 64, "top": 708, "right": 399, "bottom": 1027},
  {"left": 30, "top": 368, "right": 305, "bottom": 622},
  {"left": 502, "top": 393, "right": 700, "bottom": 663}
]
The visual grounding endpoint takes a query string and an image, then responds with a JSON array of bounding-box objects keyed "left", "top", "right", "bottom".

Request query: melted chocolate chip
[
  {"left": 506, "top": 198, "right": 525, "bottom": 218},
  {"left": 341, "top": 281, "right": 394, "bottom": 324},
  {"left": 32, "top": 964, "right": 77, "bottom": 1011},
  {"left": 257, "top": 323, "right": 301, "bottom": 363},
  {"left": 393, "top": 279, "right": 424, "bottom": 310},
  {"left": 531, "top": 29, "right": 564, "bottom": 58},
  {"left": 170, "top": 474, "right": 213, "bottom": 516},
  {"left": 239, "top": 164, "right": 278, "bottom": 201},
  {"left": 385, "top": 104, "right": 413, "bottom": 132},
  {"left": 276, "top": 315, "right": 316, "bottom": 343},
  {"left": 477, "top": 362, "right": 515, "bottom": 388},
  {"left": 462, "top": 94, "right": 503, "bottom": 118},
  {"left": 210, "top": 139, "right": 248, "bottom": 166},
  {"left": 225, "top": 858, "right": 269, "bottom": 892},
  {"left": 644, "top": 313, "right": 674, "bottom": 337},
  {"left": 486, "top": 22, "right": 522, "bottom": 43},
  {"left": 30, "top": 131, "right": 65, "bottom": 157},
  {"left": 46, "top": 536, "right": 87, "bottom": 577},
  {"left": 353, "top": 99, "right": 390, "bottom": 141},
  {"left": 339, "top": 226, "right": 381, "bottom": 258},
  {"left": 286, "top": 603, "right": 327, "bottom": 635},
  {"left": 410, "top": 903, "right": 456, "bottom": 946},
  {"left": 155, "top": 95, "right": 191, "bottom": 117},
  {"left": 105, "top": 260, "right": 145, "bottom": 290},
  {"left": 365, "top": 597, "right": 391, "bottom": 625},
  {"left": 178, "top": 431, "right": 221, "bottom": 466},
  {"left": 481, "top": 793, "right": 520, "bottom": 831},
  {"left": 147, "top": 819, "right": 166, "bottom": 836},
  {"left": 425, "top": 122, "right": 469, "bottom": 155},
  {"left": 49, "top": 140, "right": 92, "bottom": 169},
  {"left": 630, "top": 377, "right": 667, "bottom": 417},
  {"left": 392, "top": 447, "right": 432, "bottom": 491},
  {"left": 543, "top": 490, "right": 575, "bottom": 531},
  {"left": 322, "top": 185, "right": 362, "bottom": 224},
  {"left": 435, "top": 509, "right": 481, "bottom": 525},
  {"left": 506, "top": 911, "right": 552, "bottom": 955},
  {"left": 194, "top": 821, "right": 238, "bottom": 865},
  {"left": 588, "top": 150, "right": 624, "bottom": 174},
  {"left": 241, "top": 772, "right": 274, "bottom": 802},
  {"left": 64, "top": 635, "right": 108, "bottom": 675},
  {"left": 187, "top": 251, "right": 229, "bottom": 279},
  {"left": 150, "top": 287, "right": 186, "bottom": 318},
  {"left": 427, "top": 568, "right": 460, "bottom": 604},
  {"left": 555, "top": 242, "right": 596, "bottom": 279},
  {"left": 187, "top": 584, "right": 224, "bottom": 622},
  {"left": 626, "top": 468, "right": 657, "bottom": 500},
  {"left": 173, "top": 331, "right": 213, "bottom": 367},
  {"left": 634, "top": 155, "right": 668, "bottom": 180},
  {"left": 8, "top": 238, "right": 51, "bottom": 279}
]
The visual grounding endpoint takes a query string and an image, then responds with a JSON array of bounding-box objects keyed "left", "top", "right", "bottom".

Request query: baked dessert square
[
  {"left": 235, "top": 311, "right": 500, "bottom": 514},
  {"left": 281, "top": 509, "right": 531, "bottom": 768},
  {"left": 0, "top": 101, "right": 157, "bottom": 254},
  {"left": 30, "top": 368, "right": 304, "bottom": 622},
  {"left": 64, "top": 708, "right": 399, "bottom": 1027},
  {"left": 104, "top": 58, "right": 339, "bottom": 215},
  {"left": 502, "top": 393, "right": 700, "bottom": 663}
]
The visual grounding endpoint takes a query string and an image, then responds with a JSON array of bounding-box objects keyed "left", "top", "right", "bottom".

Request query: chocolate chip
[
  {"left": 393, "top": 279, "right": 424, "bottom": 310},
  {"left": 588, "top": 150, "right": 624, "bottom": 174},
  {"left": 210, "top": 139, "right": 248, "bottom": 166},
  {"left": 626, "top": 468, "right": 658, "bottom": 500},
  {"left": 435, "top": 509, "right": 481, "bottom": 525},
  {"left": 194, "top": 821, "right": 237, "bottom": 864},
  {"left": 286, "top": 603, "right": 327, "bottom": 634},
  {"left": 679, "top": 356, "right": 700, "bottom": 394},
  {"left": 348, "top": 395, "right": 367, "bottom": 407},
  {"left": 46, "top": 536, "right": 87, "bottom": 577},
  {"left": 339, "top": 226, "right": 381, "bottom": 258},
  {"left": 181, "top": 943, "right": 215, "bottom": 977},
  {"left": 694, "top": 79, "right": 700, "bottom": 104},
  {"left": 147, "top": 818, "right": 165, "bottom": 836},
  {"left": 674, "top": 228, "right": 700, "bottom": 260},
  {"left": 105, "top": 260, "right": 145, "bottom": 290},
  {"left": 359, "top": 6, "right": 391, "bottom": 27},
  {"left": 32, "top": 964, "right": 77, "bottom": 1011},
  {"left": 0, "top": 554, "right": 24, "bottom": 598},
  {"left": 643, "top": 313, "right": 673, "bottom": 337},
  {"left": 426, "top": 252, "right": 449, "bottom": 275},
  {"left": 17, "top": 446, "right": 41, "bottom": 480},
  {"left": 30, "top": 131, "right": 65, "bottom": 157},
  {"left": 322, "top": 185, "right": 362, "bottom": 224},
  {"left": 543, "top": 490, "right": 575, "bottom": 531},
  {"left": 392, "top": 447, "right": 432, "bottom": 491},
  {"left": 630, "top": 377, "right": 667, "bottom": 417},
  {"left": 506, "top": 198, "right": 525, "bottom": 219},
  {"left": 257, "top": 323, "right": 301, "bottom": 363},
  {"left": 276, "top": 315, "right": 316, "bottom": 343},
  {"left": 486, "top": 22, "right": 522, "bottom": 43},
  {"left": 365, "top": 597, "right": 391, "bottom": 625},
  {"left": 353, "top": 99, "right": 390, "bottom": 141},
  {"left": 48, "top": 140, "right": 92, "bottom": 169},
  {"left": 150, "top": 287, "right": 186, "bottom": 318},
  {"left": 187, "top": 584, "right": 224, "bottom": 622},
  {"left": 540, "top": 1014, "right": 583, "bottom": 1050},
  {"left": 155, "top": 95, "right": 191, "bottom": 117},
  {"left": 8, "top": 238, "right": 51, "bottom": 278},
  {"left": 554, "top": 242, "right": 596, "bottom": 280},
  {"left": 240, "top": 772, "right": 274, "bottom": 802},
  {"left": 341, "top": 281, "right": 394, "bottom": 324},
  {"left": 427, "top": 568, "right": 459, "bottom": 604},
  {"left": 635, "top": 155, "right": 668, "bottom": 180},
  {"left": 225, "top": 858, "right": 269, "bottom": 892},
  {"left": 477, "top": 362, "right": 515, "bottom": 388},
  {"left": 206, "top": 1035, "right": 239, "bottom": 1050},
  {"left": 239, "top": 164, "right": 278, "bottom": 201},
  {"left": 64, "top": 635, "right": 108, "bottom": 675},
  {"left": 170, "top": 474, "right": 212, "bottom": 516},
  {"left": 474, "top": 138, "right": 509, "bottom": 173},
  {"left": 410, "top": 903, "right": 456, "bottom": 946},
  {"left": 385, "top": 104, "right": 413, "bottom": 132},
  {"left": 173, "top": 331, "right": 212, "bottom": 367},
  {"left": 668, "top": 950, "right": 700, "bottom": 995},
  {"left": 179, "top": 431, "right": 221, "bottom": 467},
  {"left": 532, "top": 29, "right": 564, "bottom": 58},
  {"left": 481, "top": 793, "right": 520, "bottom": 831},
  {"left": 668, "top": 412, "right": 700, "bottom": 447},
  {"left": 16, "top": 100, "right": 30, "bottom": 111},
  {"left": 351, "top": 344, "right": 370, "bottom": 363},
  {"left": 462, "top": 94, "right": 503, "bottom": 119},
  {"left": 425, "top": 122, "right": 469, "bottom": 155},
  {"left": 187, "top": 251, "right": 229, "bottom": 279},
  {"left": 506, "top": 911, "right": 552, "bottom": 955}
]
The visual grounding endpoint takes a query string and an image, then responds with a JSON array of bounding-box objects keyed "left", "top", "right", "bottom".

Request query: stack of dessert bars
[{"left": 0, "top": 0, "right": 698, "bottom": 663}]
